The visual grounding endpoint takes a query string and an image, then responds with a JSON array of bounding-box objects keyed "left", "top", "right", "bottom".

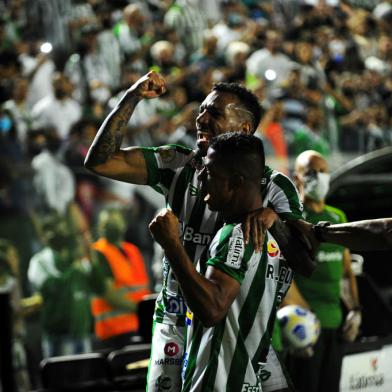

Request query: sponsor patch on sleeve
[
  {"left": 225, "top": 226, "right": 245, "bottom": 269},
  {"left": 157, "top": 146, "right": 175, "bottom": 163}
]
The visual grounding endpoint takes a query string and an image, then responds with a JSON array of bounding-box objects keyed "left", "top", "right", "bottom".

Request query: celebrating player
[
  {"left": 85, "top": 71, "right": 306, "bottom": 391},
  {"left": 149, "top": 133, "right": 289, "bottom": 391}
]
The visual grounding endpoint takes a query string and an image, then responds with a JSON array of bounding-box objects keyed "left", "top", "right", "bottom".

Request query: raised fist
[
  {"left": 130, "top": 71, "right": 166, "bottom": 99},
  {"left": 149, "top": 208, "right": 180, "bottom": 248}
]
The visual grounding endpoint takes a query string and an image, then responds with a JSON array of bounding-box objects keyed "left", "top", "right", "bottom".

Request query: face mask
[{"left": 303, "top": 172, "right": 330, "bottom": 201}]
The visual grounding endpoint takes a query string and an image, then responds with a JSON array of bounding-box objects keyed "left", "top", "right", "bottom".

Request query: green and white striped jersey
[
  {"left": 142, "top": 144, "right": 301, "bottom": 326},
  {"left": 182, "top": 225, "right": 293, "bottom": 392}
]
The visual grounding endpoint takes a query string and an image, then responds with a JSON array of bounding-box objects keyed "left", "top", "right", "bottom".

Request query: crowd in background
[{"left": 0, "top": 0, "right": 392, "bottom": 389}]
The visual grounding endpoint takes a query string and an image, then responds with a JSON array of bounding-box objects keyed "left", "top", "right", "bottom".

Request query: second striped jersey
[
  {"left": 142, "top": 144, "right": 301, "bottom": 326},
  {"left": 181, "top": 225, "right": 292, "bottom": 391}
]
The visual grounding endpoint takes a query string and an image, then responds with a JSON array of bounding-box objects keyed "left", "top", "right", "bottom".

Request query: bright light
[
  {"left": 264, "top": 69, "right": 277, "bottom": 81},
  {"left": 40, "top": 42, "right": 53, "bottom": 54}
]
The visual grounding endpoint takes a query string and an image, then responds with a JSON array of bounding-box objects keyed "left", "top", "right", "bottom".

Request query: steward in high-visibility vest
[{"left": 91, "top": 238, "right": 150, "bottom": 340}]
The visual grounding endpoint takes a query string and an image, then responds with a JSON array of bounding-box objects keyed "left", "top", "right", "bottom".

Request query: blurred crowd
[{"left": 0, "top": 0, "right": 392, "bottom": 389}]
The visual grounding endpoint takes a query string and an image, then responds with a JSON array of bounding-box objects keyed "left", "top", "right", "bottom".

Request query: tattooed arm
[{"left": 84, "top": 71, "right": 166, "bottom": 184}]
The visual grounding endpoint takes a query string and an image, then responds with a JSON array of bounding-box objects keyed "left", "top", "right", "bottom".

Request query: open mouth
[{"left": 197, "top": 131, "right": 211, "bottom": 145}]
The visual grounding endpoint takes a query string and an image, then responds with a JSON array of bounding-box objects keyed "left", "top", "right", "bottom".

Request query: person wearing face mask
[
  {"left": 284, "top": 150, "right": 361, "bottom": 392},
  {"left": 90, "top": 208, "right": 150, "bottom": 351}
]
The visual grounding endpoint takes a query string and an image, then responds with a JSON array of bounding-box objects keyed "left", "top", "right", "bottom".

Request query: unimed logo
[{"left": 164, "top": 342, "right": 179, "bottom": 357}]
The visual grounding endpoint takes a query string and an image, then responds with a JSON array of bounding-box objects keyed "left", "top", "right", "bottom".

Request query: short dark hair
[
  {"left": 209, "top": 132, "right": 265, "bottom": 182},
  {"left": 212, "top": 82, "right": 262, "bottom": 131}
]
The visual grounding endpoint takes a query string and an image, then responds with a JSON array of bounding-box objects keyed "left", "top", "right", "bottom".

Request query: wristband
[{"left": 313, "top": 221, "right": 331, "bottom": 242}]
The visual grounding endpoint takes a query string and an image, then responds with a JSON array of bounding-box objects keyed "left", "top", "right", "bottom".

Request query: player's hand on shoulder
[
  {"left": 129, "top": 71, "right": 166, "bottom": 99},
  {"left": 243, "top": 207, "right": 278, "bottom": 253},
  {"left": 149, "top": 208, "right": 180, "bottom": 248}
]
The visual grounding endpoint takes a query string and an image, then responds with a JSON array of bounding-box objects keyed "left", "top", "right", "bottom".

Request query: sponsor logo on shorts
[
  {"left": 154, "top": 358, "right": 182, "bottom": 366},
  {"left": 166, "top": 295, "right": 186, "bottom": 314},
  {"left": 164, "top": 342, "right": 179, "bottom": 357},
  {"left": 156, "top": 375, "right": 172, "bottom": 391}
]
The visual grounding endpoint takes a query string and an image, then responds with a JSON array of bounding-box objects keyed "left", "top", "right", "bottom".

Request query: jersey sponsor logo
[
  {"left": 188, "top": 183, "right": 199, "bottom": 196},
  {"left": 166, "top": 295, "right": 186, "bottom": 314},
  {"left": 158, "top": 147, "right": 175, "bottom": 163},
  {"left": 183, "top": 226, "right": 212, "bottom": 246},
  {"left": 265, "top": 263, "right": 293, "bottom": 285},
  {"left": 226, "top": 226, "right": 244, "bottom": 269},
  {"left": 156, "top": 375, "right": 172, "bottom": 391},
  {"left": 317, "top": 250, "right": 343, "bottom": 263},
  {"left": 267, "top": 239, "right": 280, "bottom": 257},
  {"left": 164, "top": 342, "right": 179, "bottom": 357},
  {"left": 241, "top": 383, "right": 260, "bottom": 392}
]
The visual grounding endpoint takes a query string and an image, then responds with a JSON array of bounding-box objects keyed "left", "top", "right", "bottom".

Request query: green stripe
[
  {"left": 142, "top": 148, "right": 160, "bottom": 186},
  {"left": 251, "top": 274, "right": 284, "bottom": 370},
  {"left": 183, "top": 319, "right": 203, "bottom": 392},
  {"left": 227, "top": 337, "right": 249, "bottom": 392},
  {"left": 201, "top": 322, "right": 226, "bottom": 392},
  {"left": 227, "top": 242, "right": 268, "bottom": 389}
]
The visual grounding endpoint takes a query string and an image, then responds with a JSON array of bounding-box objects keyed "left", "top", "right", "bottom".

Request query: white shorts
[
  {"left": 147, "top": 322, "right": 290, "bottom": 392},
  {"left": 146, "top": 321, "right": 186, "bottom": 391}
]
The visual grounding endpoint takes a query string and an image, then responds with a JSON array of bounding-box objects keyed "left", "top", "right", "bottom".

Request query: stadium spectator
[
  {"left": 285, "top": 150, "right": 361, "bottom": 392},
  {"left": 90, "top": 208, "right": 150, "bottom": 351},
  {"left": 31, "top": 72, "right": 82, "bottom": 141},
  {"left": 28, "top": 214, "right": 92, "bottom": 358}
]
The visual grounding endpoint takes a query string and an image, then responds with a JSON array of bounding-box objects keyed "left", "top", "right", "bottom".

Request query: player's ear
[{"left": 241, "top": 121, "right": 252, "bottom": 135}]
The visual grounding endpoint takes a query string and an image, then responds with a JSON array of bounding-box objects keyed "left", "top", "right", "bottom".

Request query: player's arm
[
  {"left": 293, "top": 218, "right": 392, "bottom": 251},
  {"left": 243, "top": 170, "right": 303, "bottom": 252},
  {"left": 149, "top": 209, "right": 240, "bottom": 327},
  {"left": 84, "top": 71, "right": 166, "bottom": 184}
]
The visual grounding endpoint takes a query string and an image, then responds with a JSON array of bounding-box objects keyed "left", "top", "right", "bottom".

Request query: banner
[{"left": 340, "top": 345, "right": 392, "bottom": 391}]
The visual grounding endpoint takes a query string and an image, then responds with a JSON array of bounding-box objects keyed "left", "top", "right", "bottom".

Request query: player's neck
[{"left": 223, "top": 191, "right": 262, "bottom": 223}]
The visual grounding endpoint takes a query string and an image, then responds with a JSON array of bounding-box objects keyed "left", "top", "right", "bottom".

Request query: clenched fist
[
  {"left": 129, "top": 71, "right": 166, "bottom": 99},
  {"left": 149, "top": 208, "right": 181, "bottom": 249}
]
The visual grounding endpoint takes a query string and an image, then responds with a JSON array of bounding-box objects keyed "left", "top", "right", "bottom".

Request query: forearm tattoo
[{"left": 86, "top": 94, "right": 139, "bottom": 166}]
